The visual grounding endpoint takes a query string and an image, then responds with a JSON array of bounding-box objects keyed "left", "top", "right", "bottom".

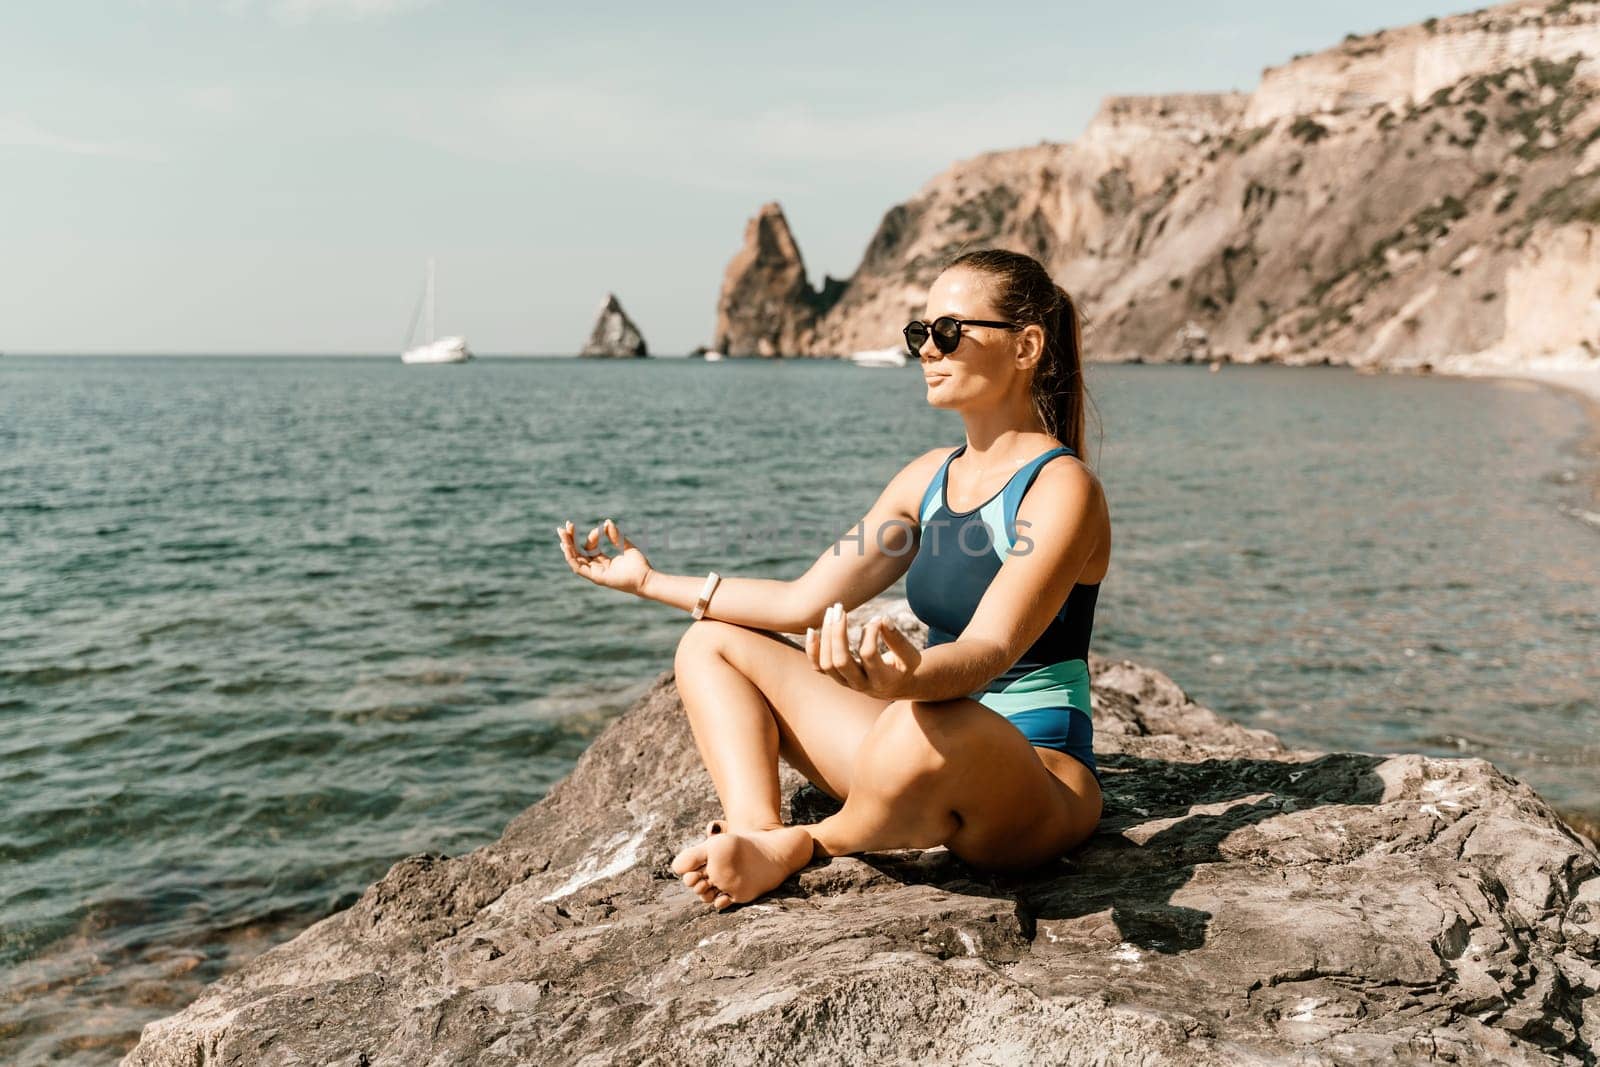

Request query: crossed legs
[{"left": 668, "top": 619, "right": 1101, "bottom": 909}]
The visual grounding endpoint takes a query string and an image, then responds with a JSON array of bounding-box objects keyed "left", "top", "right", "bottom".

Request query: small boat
[
  {"left": 850, "top": 346, "right": 908, "bottom": 368},
  {"left": 703, "top": 350, "right": 725, "bottom": 362},
  {"left": 401, "top": 258, "right": 472, "bottom": 364}
]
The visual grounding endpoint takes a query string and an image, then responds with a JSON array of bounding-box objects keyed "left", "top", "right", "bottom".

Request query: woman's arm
[
  {"left": 634, "top": 447, "right": 951, "bottom": 634},
  {"left": 895, "top": 458, "right": 1108, "bottom": 703}
]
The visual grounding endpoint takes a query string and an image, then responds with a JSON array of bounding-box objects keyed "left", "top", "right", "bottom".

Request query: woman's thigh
[
  {"left": 910, "top": 698, "right": 1101, "bottom": 871},
  {"left": 679, "top": 620, "right": 890, "bottom": 802}
]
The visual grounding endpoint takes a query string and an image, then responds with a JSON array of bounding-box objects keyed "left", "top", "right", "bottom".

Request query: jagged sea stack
[
  {"left": 580, "top": 293, "right": 649, "bottom": 358},
  {"left": 714, "top": 202, "right": 846, "bottom": 357}
]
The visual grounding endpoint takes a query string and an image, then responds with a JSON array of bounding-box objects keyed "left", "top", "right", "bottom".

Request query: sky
[{"left": 0, "top": 0, "right": 1481, "bottom": 355}]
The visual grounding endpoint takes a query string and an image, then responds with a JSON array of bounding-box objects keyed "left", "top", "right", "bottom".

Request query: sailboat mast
[{"left": 424, "top": 257, "right": 436, "bottom": 343}]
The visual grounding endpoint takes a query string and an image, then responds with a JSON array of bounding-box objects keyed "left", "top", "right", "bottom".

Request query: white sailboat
[{"left": 401, "top": 258, "right": 472, "bottom": 364}]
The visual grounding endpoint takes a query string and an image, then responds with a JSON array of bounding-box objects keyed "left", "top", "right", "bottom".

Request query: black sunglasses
[{"left": 903, "top": 316, "right": 1022, "bottom": 357}]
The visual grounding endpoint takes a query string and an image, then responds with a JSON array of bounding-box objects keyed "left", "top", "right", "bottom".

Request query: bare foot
[{"left": 670, "top": 825, "right": 815, "bottom": 910}]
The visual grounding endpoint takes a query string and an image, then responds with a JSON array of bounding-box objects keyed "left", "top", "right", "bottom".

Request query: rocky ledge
[{"left": 126, "top": 599, "right": 1598, "bottom": 1065}]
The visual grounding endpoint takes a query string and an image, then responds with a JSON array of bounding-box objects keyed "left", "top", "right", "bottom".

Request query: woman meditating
[{"left": 556, "top": 248, "right": 1110, "bottom": 911}]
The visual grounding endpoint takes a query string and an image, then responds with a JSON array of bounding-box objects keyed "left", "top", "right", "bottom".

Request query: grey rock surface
[
  {"left": 125, "top": 597, "right": 1598, "bottom": 1065},
  {"left": 579, "top": 293, "right": 648, "bottom": 358}
]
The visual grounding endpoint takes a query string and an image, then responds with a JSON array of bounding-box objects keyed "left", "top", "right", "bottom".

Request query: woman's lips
[{"left": 925, "top": 375, "right": 949, "bottom": 385}]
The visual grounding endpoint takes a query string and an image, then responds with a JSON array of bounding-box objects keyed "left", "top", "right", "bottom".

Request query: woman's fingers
[
  {"left": 857, "top": 616, "right": 891, "bottom": 679},
  {"left": 604, "top": 518, "right": 639, "bottom": 555},
  {"left": 556, "top": 519, "right": 611, "bottom": 584},
  {"left": 878, "top": 618, "right": 922, "bottom": 672},
  {"left": 555, "top": 520, "right": 585, "bottom": 571},
  {"left": 857, "top": 616, "right": 883, "bottom": 665},
  {"left": 825, "top": 602, "right": 869, "bottom": 688},
  {"left": 858, "top": 617, "right": 910, "bottom": 693},
  {"left": 816, "top": 603, "right": 837, "bottom": 675},
  {"left": 814, "top": 604, "right": 843, "bottom": 680}
]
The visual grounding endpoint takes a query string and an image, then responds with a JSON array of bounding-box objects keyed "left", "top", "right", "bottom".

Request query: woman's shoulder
[
  {"left": 1033, "top": 450, "right": 1102, "bottom": 494},
  {"left": 1020, "top": 448, "right": 1107, "bottom": 519},
  {"left": 1016, "top": 451, "right": 1111, "bottom": 577}
]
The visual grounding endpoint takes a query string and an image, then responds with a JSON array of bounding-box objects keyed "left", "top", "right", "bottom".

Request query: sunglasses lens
[
  {"left": 932, "top": 317, "right": 962, "bottom": 353},
  {"left": 903, "top": 322, "right": 929, "bottom": 356}
]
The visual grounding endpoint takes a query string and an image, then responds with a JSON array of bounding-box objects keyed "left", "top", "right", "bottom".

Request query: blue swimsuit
[{"left": 904, "top": 443, "right": 1103, "bottom": 785}]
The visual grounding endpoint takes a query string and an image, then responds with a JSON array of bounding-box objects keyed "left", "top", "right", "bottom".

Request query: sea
[{"left": 2, "top": 354, "right": 1596, "bottom": 1062}]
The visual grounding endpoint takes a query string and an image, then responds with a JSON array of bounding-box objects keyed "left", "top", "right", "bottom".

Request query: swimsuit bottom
[{"left": 969, "top": 658, "right": 1101, "bottom": 786}]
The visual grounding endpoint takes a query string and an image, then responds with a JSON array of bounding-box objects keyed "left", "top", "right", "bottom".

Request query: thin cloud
[
  {"left": 183, "top": 86, "right": 238, "bottom": 116},
  {"left": 202, "top": 0, "right": 437, "bottom": 22},
  {"left": 268, "top": 0, "right": 436, "bottom": 22},
  {"left": 385, "top": 82, "right": 1093, "bottom": 194},
  {"left": 0, "top": 115, "right": 165, "bottom": 161}
]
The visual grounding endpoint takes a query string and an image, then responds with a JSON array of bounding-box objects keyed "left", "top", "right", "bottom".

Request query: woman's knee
[{"left": 674, "top": 618, "right": 734, "bottom": 669}]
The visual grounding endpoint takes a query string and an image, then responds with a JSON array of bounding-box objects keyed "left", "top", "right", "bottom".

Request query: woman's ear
[{"left": 1016, "top": 323, "right": 1045, "bottom": 369}]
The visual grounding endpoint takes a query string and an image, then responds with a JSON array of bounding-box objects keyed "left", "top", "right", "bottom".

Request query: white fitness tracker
[{"left": 691, "top": 571, "right": 721, "bottom": 620}]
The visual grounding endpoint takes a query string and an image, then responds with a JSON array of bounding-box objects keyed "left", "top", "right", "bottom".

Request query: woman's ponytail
[{"left": 1046, "top": 284, "right": 1086, "bottom": 459}]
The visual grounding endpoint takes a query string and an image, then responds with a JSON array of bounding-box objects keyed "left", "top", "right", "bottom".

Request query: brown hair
[{"left": 945, "top": 249, "right": 1099, "bottom": 464}]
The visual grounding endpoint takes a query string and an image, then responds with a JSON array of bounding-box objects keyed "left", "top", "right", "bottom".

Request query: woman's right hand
[{"left": 556, "top": 518, "right": 654, "bottom": 597}]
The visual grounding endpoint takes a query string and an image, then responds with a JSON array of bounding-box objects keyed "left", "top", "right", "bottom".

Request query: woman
[{"left": 556, "top": 248, "right": 1110, "bottom": 911}]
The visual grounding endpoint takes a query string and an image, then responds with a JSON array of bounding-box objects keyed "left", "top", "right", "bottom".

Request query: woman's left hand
[{"left": 806, "top": 602, "right": 922, "bottom": 700}]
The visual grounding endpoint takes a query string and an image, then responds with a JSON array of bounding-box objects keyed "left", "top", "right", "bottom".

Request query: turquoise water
[{"left": 2, "top": 355, "right": 1596, "bottom": 1060}]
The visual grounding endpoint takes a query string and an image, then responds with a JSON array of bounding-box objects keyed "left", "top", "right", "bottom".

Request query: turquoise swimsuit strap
[{"left": 919, "top": 444, "right": 1078, "bottom": 559}]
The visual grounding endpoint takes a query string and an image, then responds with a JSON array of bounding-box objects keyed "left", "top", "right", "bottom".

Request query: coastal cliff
[
  {"left": 125, "top": 597, "right": 1599, "bottom": 1064},
  {"left": 714, "top": 0, "right": 1600, "bottom": 376}
]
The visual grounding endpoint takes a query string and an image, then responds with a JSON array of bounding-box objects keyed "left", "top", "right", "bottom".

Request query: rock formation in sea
[
  {"left": 712, "top": 202, "right": 847, "bottom": 357},
  {"left": 579, "top": 293, "right": 649, "bottom": 358},
  {"left": 713, "top": 0, "right": 1600, "bottom": 376},
  {"left": 125, "top": 595, "right": 1598, "bottom": 1064}
]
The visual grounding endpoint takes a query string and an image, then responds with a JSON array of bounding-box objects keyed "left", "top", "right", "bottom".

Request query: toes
[
  {"left": 670, "top": 841, "right": 708, "bottom": 876},
  {"left": 696, "top": 883, "right": 719, "bottom": 904},
  {"left": 712, "top": 892, "right": 733, "bottom": 910},
  {"left": 682, "top": 870, "right": 706, "bottom": 889}
]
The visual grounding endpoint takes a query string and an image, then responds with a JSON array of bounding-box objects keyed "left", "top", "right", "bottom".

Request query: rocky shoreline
[{"left": 125, "top": 597, "right": 1599, "bottom": 1065}]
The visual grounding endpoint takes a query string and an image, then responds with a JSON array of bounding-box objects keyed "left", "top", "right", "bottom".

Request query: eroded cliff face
[{"left": 717, "top": 0, "right": 1600, "bottom": 371}]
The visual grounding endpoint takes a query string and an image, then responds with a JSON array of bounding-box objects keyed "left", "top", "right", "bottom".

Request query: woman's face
[{"left": 917, "top": 267, "right": 1032, "bottom": 409}]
